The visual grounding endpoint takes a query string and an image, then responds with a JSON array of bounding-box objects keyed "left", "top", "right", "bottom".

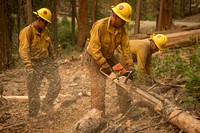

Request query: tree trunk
[
  {"left": 71, "top": 0, "right": 76, "bottom": 46},
  {"left": 0, "top": 0, "right": 11, "bottom": 71},
  {"left": 113, "top": 0, "right": 123, "bottom": 5},
  {"left": 167, "top": 0, "right": 174, "bottom": 29},
  {"left": 26, "top": 0, "right": 32, "bottom": 25},
  {"left": 134, "top": 0, "right": 141, "bottom": 34},
  {"left": 91, "top": 0, "right": 97, "bottom": 24},
  {"left": 52, "top": 0, "right": 58, "bottom": 54},
  {"left": 157, "top": 0, "right": 164, "bottom": 31},
  {"left": 157, "top": 0, "right": 174, "bottom": 30},
  {"left": 77, "top": 0, "right": 88, "bottom": 48}
]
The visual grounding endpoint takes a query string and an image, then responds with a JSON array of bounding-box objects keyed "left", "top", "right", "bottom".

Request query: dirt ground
[
  {"left": 0, "top": 55, "right": 180, "bottom": 133},
  {"left": 0, "top": 14, "right": 199, "bottom": 133}
]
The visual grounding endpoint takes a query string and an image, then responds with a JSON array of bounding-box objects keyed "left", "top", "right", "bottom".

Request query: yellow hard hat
[
  {"left": 33, "top": 8, "right": 52, "bottom": 23},
  {"left": 151, "top": 34, "right": 167, "bottom": 50},
  {"left": 111, "top": 2, "right": 132, "bottom": 22}
]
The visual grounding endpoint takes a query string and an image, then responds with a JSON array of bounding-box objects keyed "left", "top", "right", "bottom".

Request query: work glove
[
  {"left": 124, "top": 65, "right": 135, "bottom": 80},
  {"left": 100, "top": 62, "right": 112, "bottom": 75},
  {"left": 127, "top": 65, "right": 135, "bottom": 73}
]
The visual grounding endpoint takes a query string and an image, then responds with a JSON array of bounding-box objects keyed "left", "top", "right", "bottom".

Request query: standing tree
[
  {"left": 52, "top": 0, "right": 58, "bottom": 54},
  {"left": 26, "top": 0, "right": 32, "bottom": 25},
  {"left": 157, "top": 0, "right": 174, "bottom": 31},
  {"left": 91, "top": 0, "right": 97, "bottom": 24},
  {"left": 113, "top": 0, "right": 123, "bottom": 5},
  {"left": 71, "top": 0, "right": 76, "bottom": 46},
  {"left": 0, "top": 0, "right": 12, "bottom": 70},
  {"left": 77, "top": 0, "right": 89, "bottom": 48},
  {"left": 134, "top": 0, "right": 141, "bottom": 34}
]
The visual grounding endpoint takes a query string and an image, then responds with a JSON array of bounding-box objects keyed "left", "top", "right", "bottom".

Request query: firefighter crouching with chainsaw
[
  {"left": 19, "top": 8, "right": 61, "bottom": 117},
  {"left": 118, "top": 34, "right": 168, "bottom": 88},
  {"left": 86, "top": 2, "right": 135, "bottom": 116}
]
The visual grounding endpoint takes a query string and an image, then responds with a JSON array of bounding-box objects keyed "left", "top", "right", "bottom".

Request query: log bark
[
  {"left": 67, "top": 108, "right": 106, "bottom": 133},
  {"left": 114, "top": 76, "right": 200, "bottom": 133},
  {"left": 130, "top": 29, "right": 200, "bottom": 48},
  {"left": 165, "top": 29, "right": 200, "bottom": 48},
  {"left": 164, "top": 100, "right": 200, "bottom": 133}
]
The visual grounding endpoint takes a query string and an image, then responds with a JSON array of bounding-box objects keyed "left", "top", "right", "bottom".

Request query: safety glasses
[{"left": 40, "top": 18, "right": 48, "bottom": 25}]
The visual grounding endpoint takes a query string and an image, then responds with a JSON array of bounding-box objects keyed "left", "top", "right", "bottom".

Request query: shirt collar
[{"left": 107, "top": 17, "right": 122, "bottom": 35}]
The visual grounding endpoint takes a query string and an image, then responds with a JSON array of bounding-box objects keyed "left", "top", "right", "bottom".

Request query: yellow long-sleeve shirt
[
  {"left": 87, "top": 17, "right": 133, "bottom": 66},
  {"left": 19, "top": 23, "right": 54, "bottom": 68},
  {"left": 129, "top": 39, "right": 155, "bottom": 85}
]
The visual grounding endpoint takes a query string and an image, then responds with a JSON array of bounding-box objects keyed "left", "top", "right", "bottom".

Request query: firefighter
[
  {"left": 119, "top": 34, "right": 167, "bottom": 88},
  {"left": 19, "top": 8, "right": 61, "bottom": 117},
  {"left": 86, "top": 2, "right": 134, "bottom": 116}
]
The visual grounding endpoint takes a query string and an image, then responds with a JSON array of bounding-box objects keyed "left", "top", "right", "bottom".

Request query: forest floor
[{"left": 0, "top": 14, "right": 199, "bottom": 133}]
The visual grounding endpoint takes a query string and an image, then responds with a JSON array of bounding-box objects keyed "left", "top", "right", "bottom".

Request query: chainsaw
[{"left": 100, "top": 63, "right": 164, "bottom": 112}]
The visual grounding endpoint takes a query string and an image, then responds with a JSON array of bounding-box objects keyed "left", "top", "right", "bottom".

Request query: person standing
[
  {"left": 19, "top": 8, "right": 61, "bottom": 117},
  {"left": 86, "top": 2, "right": 134, "bottom": 116}
]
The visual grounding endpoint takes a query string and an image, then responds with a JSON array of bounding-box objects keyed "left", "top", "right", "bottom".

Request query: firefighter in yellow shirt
[
  {"left": 86, "top": 2, "right": 134, "bottom": 115},
  {"left": 19, "top": 8, "right": 61, "bottom": 117},
  {"left": 123, "top": 34, "right": 167, "bottom": 87}
]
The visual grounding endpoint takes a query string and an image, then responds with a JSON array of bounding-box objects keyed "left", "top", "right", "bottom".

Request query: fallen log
[
  {"left": 164, "top": 99, "right": 200, "bottom": 133},
  {"left": 163, "top": 29, "right": 200, "bottom": 48},
  {"left": 3, "top": 96, "right": 45, "bottom": 102},
  {"left": 114, "top": 76, "right": 200, "bottom": 133},
  {"left": 130, "top": 29, "right": 200, "bottom": 49}
]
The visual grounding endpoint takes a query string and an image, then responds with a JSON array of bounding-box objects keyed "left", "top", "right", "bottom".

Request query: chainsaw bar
[{"left": 100, "top": 69, "right": 164, "bottom": 112}]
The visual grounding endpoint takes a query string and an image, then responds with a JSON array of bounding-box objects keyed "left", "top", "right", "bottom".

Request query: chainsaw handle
[
  {"left": 124, "top": 71, "right": 133, "bottom": 84},
  {"left": 100, "top": 68, "right": 109, "bottom": 77}
]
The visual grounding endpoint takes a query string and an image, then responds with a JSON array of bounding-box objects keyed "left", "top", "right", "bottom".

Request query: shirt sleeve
[
  {"left": 19, "top": 27, "right": 32, "bottom": 68},
  {"left": 146, "top": 55, "right": 155, "bottom": 79},
  {"left": 86, "top": 23, "right": 106, "bottom": 66},
  {"left": 120, "top": 29, "right": 134, "bottom": 66},
  {"left": 46, "top": 29, "right": 55, "bottom": 59},
  {"left": 137, "top": 48, "right": 148, "bottom": 85}
]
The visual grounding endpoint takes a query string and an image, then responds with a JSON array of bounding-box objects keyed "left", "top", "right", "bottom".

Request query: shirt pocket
[
  {"left": 115, "top": 34, "right": 122, "bottom": 47},
  {"left": 31, "top": 39, "right": 40, "bottom": 52},
  {"left": 102, "top": 36, "right": 111, "bottom": 48},
  {"left": 43, "top": 36, "right": 50, "bottom": 49}
]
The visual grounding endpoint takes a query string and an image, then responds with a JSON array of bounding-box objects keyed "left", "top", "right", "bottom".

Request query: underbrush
[{"left": 153, "top": 42, "right": 200, "bottom": 111}]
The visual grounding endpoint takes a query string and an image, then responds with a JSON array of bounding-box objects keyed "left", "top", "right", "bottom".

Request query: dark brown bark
[
  {"left": 167, "top": 0, "right": 174, "bottom": 29},
  {"left": 157, "top": 0, "right": 164, "bottom": 31},
  {"left": 71, "top": 0, "right": 76, "bottom": 46},
  {"left": 157, "top": 0, "right": 174, "bottom": 31},
  {"left": 52, "top": 0, "right": 58, "bottom": 54},
  {"left": 113, "top": 0, "right": 123, "bottom": 6},
  {"left": 0, "top": 0, "right": 11, "bottom": 70},
  {"left": 91, "top": 0, "right": 97, "bottom": 24},
  {"left": 134, "top": 0, "right": 141, "bottom": 34},
  {"left": 26, "top": 0, "right": 32, "bottom": 25},
  {"left": 77, "top": 0, "right": 88, "bottom": 48}
]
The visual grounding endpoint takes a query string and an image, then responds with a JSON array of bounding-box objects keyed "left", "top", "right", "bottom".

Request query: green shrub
[
  {"left": 57, "top": 17, "right": 73, "bottom": 50},
  {"left": 153, "top": 42, "right": 200, "bottom": 106}
]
